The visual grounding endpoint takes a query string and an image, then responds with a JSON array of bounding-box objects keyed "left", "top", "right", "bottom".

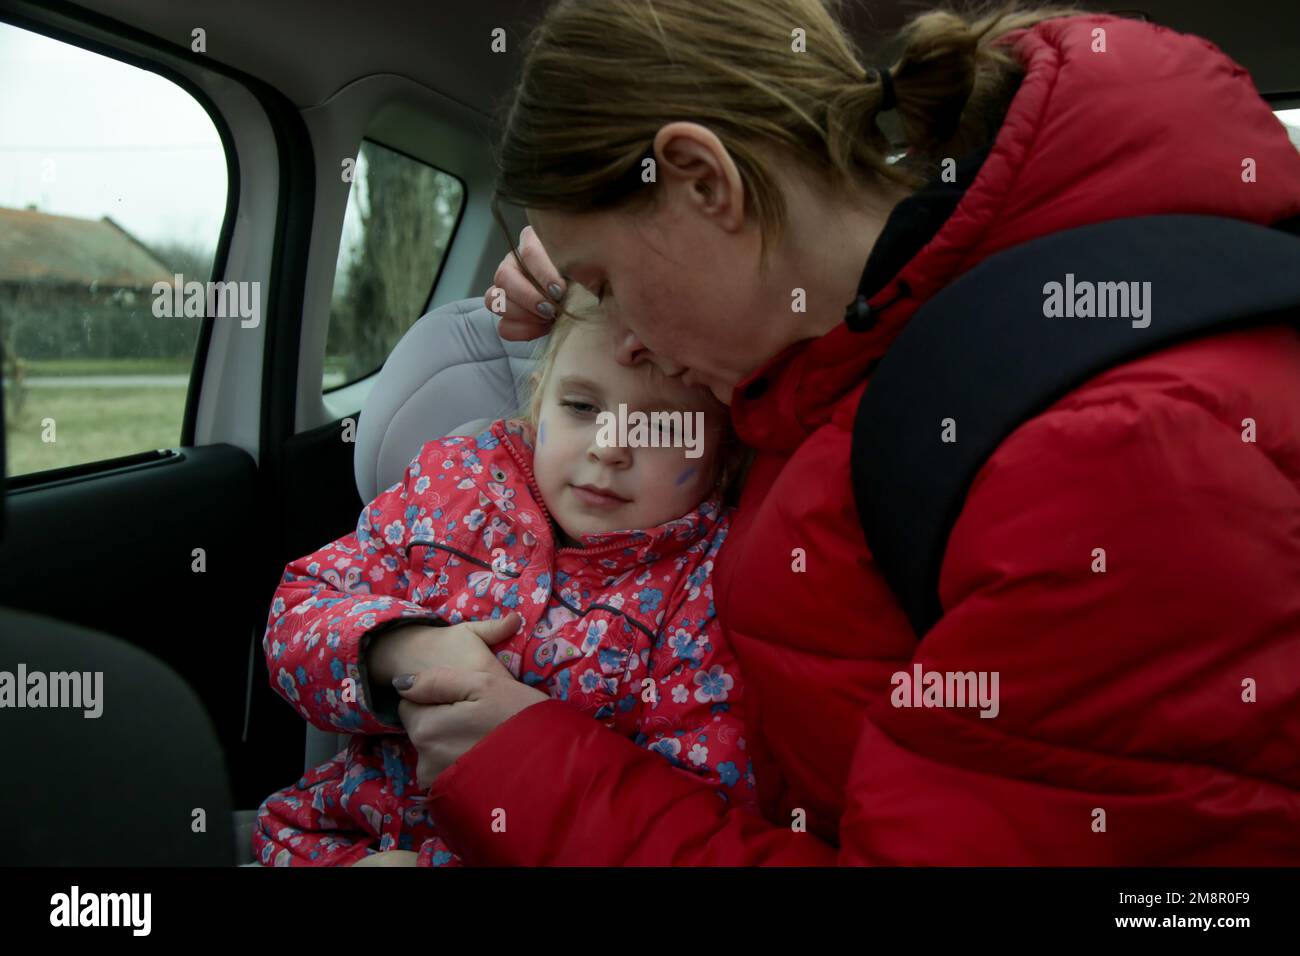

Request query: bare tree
[{"left": 331, "top": 143, "right": 462, "bottom": 381}]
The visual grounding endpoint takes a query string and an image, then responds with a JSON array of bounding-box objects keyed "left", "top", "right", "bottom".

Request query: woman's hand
[
  {"left": 396, "top": 660, "right": 549, "bottom": 788},
  {"left": 484, "top": 225, "right": 565, "bottom": 341}
]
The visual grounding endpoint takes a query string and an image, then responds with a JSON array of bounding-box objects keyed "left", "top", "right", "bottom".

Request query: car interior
[{"left": 0, "top": 0, "right": 1297, "bottom": 866}]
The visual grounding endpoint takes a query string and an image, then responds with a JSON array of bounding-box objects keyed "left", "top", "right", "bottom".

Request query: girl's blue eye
[{"left": 563, "top": 400, "right": 598, "bottom": 416}]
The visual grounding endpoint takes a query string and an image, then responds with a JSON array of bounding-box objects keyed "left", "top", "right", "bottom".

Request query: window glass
[
  {"left": 325, "top": 139, "right": 464, "bottom": 391},
  {"left": 0, "top": 22, "right": 227, "bottom": 479}
]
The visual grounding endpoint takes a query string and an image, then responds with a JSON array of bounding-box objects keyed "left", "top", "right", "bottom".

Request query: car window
[
  {"left": 324, "top": 139, "right": 464, "bottom": 392},
  {"left": 0, "top": 22, "right": 228, "bottom": 481}
]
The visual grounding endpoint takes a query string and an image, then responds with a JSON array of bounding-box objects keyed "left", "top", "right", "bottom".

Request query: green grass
[
  {"left": 3, "top": 356, "right": 355, "bottom": 477},
  {"left": 19, "top": 357, "right": 194, "bottom": 377},
  {"left": 16, "top": 357, "right": 350, "bottom": 378},
  {"left": 4, "top": 385, "right": 188, "bottom": 478}
]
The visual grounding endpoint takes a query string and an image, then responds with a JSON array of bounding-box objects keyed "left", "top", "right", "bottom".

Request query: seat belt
[{"left": 851, "top": 214, "right": 1300, "bottom": 637}]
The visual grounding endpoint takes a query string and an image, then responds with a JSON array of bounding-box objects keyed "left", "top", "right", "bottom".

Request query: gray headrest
[{"left": 353, "top": 297, "right": 543, "bottom": 502}]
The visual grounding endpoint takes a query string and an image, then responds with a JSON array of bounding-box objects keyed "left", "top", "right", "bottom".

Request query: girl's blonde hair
[
  {"left": 492, "top": 0, "right": 1084, "bottom": 261},
  {"left": 522, "top": 282, "right": 604, "bottom": 428}
]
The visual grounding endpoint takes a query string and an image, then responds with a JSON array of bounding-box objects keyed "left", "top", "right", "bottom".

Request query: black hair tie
[{"left": 874, "top": 66, "right": 897, "bottom": 112}]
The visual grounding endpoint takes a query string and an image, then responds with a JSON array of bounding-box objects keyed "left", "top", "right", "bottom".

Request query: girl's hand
[
  {"left": 396, "top": 665, "right": 549, "bottom": 787},
  {"left": 484, "top": 225, "right": 565, "bottom": 341},
  {"left": 367, "top": 614, "right": 520, "bottom": 687}
]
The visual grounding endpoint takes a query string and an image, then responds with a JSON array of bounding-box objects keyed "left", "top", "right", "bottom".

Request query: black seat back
[
  {"left": 0, "top": 337, "right": 235, "bottom": 865},
  {"left": 852, "top": 214, "right": 1300, "bottom": 637}
]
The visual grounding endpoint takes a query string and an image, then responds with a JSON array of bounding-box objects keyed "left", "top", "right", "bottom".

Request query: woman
[{"left": 377, "top": 0, "right": 1300, "bottom": 864}]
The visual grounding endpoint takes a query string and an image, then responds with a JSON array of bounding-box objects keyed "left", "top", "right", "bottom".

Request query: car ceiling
[{"left": 61, "top": 0, "right": 1300, "bottom": 118}]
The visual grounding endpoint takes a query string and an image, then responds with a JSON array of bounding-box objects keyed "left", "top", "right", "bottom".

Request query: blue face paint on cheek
[
  {"left": 675, "top": 466, "right": 697, "bottom": 487},
  {"left": 537, "top": 420, "right": 546, "bottom": 446}
]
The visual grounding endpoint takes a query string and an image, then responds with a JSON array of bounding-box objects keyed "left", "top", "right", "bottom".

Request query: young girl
[{"left": 252, "top": 284, "right": 753, "bottom": 866}]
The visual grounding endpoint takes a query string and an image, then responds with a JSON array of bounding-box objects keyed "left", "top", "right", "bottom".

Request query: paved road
[{"left": 3, "top": 375, "right": 190, "bottom": 388}]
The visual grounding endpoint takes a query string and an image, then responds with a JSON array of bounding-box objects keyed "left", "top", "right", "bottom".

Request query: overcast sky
[
  {"left": 1, "top": 19, "right": 1298, "bottom": 260},
  {"left": 0, "top": 21, "right": 229, "bottom": 254}
]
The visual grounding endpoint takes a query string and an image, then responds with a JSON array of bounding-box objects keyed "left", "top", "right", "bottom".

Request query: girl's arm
[{"left": 264, "top": 448, "right": 444, "bottom": 735}]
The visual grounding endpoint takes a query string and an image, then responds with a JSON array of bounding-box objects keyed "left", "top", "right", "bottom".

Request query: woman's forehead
[{"left": 530, "top": 209, "right": 604, "bottom": 275}]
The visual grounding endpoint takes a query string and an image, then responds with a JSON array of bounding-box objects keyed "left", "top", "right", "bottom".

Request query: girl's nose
[{"left": 588, "top": 433, "right": 631, "bottom": 467}]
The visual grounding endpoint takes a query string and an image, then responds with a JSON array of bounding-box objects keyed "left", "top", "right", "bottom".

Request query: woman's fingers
[
  {"left": 515, "top": 224, "right": 565, "bottom": 302},
  {"left": 398, "top": 692, "right": 474, "bottom": 786},
  {"left": 398, "top": 670, "right": 551, "bottom": 786},
  {"left": 395, "top": 666, "right": 485, "bottom": 706},
  {"left": 485, "top": 225, "right": 565, "bottom": 341}
]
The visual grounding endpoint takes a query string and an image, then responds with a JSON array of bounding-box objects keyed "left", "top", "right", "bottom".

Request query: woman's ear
[{"left": 653, "top": 121, "right": 745, "bottom": 232}]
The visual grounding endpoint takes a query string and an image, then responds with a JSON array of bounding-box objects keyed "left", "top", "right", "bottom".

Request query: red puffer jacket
[{"left": 428, "top": 14, "right": 1300, "bottom": 864}]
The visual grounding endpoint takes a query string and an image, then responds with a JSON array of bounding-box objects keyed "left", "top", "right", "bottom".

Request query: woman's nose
[
  {"left": 612, "top": 329, "right": 650, "bottom": 366},
  {"left": 614, "top": 329, "right": 685, "bottom": 377}
]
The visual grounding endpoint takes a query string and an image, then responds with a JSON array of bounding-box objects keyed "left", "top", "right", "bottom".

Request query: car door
[
  {"left": 0, "top": 7, "right": 316, "bottom": 808},
  {"left": 0, "top": 0, "right": 516, "bottom": 816}
]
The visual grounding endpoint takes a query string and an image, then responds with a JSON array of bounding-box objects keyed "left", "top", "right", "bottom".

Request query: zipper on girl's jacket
[
  {"left": 499, "top": 424, "right": 643, "bottom": 559},
  {"left": 495, "top": 423, "right": 687, "bottom": 645}
]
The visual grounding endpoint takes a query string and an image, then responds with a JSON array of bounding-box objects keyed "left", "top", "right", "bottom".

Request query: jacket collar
[{"left": 728, "top": 146, "right": 989, "bottom": 453}]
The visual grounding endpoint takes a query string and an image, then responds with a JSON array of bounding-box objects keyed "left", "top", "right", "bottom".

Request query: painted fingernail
[
  {"left": 547, "top": 282, "right": 564, "bottom": 300},
  {"left": 392, "top": 674, "right": 416, "bottom": 690},
  {"left": 537, "top": 301, "right": 555, "bottom": 318}
]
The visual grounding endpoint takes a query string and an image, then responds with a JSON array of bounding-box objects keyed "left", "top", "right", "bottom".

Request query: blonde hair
[
  {"left": 522, "top": 282, "right": 605, "bottom": 428},
  {"left": 492, "top": 0, "right": 1085, "bottom": 262}
]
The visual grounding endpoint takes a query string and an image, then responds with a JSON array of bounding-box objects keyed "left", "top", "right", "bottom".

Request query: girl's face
[{"left": 532, "top": 319, "right": 729, "bottom": 544}]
